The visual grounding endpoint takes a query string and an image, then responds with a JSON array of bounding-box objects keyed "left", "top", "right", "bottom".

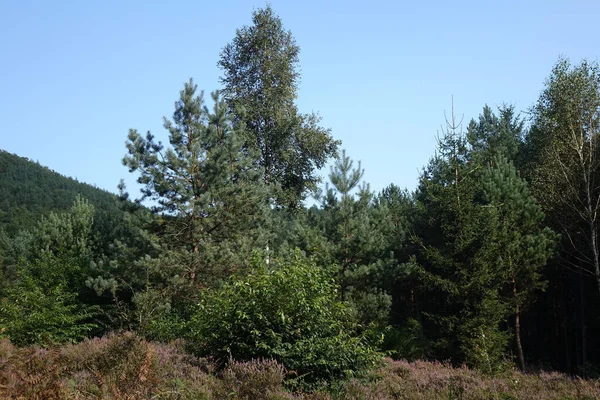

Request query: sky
[{"left": 1, "top": 0, "right": 599, "bottom": 201}]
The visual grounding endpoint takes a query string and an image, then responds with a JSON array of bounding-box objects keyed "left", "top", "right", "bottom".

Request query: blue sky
[{"left": 1, "top": 0, "right": 599, "bottom": 200}]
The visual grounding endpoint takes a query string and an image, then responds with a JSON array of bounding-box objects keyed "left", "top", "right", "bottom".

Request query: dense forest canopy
[{"left": 1, "top": 5, "right": 600, "bottom": 397}]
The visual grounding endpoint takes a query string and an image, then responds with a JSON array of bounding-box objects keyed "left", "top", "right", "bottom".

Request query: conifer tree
[
  {"left": 320, "top": 150, "right": 367, "bottom": 291},
  {"left": 318, "top": 150, "right": 390, "bottom": 327},
  {"left": 411, "top": 107, "right": 509, "bottom": 371},
  {"left": 122, "top": 79, "right": 268, "bottom": 298},
  {"left": 482, "top": 156, "right": 558, "bottom": 370},
  {"left": 374, "top": 185, "right": 418, "bottom": 328},
  {"left": 25, "top": 195, "right": 96, "bottom": 289},
  {"left": 467, "top": 104, "right": 524, "bottom": 165},
  {"left": 219, "top": 6, "right": 339, "bottom": 208}
]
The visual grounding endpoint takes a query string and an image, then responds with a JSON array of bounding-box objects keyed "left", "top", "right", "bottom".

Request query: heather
[
  {"left": 330, "top": 360, "right": 600, "bottom": 400},
  {"left": 0, "top": 333, "right": 598, "bottom": 399}
]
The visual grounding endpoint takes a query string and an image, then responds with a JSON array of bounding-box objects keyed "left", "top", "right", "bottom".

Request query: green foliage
[
  {"left": 316, "top": 150, "right": 392, "bottom": 329},
  {"left": 321, "top": 150, "right": 379, "bottom": 272},
  {"left": 410, "top": 104, "right": 559, "bottom": 372},
  {"left": 1, "top": 12, "right": 597, "bottom": 379},
  {"left": 482, "top": 156, "right": 558, "bottom": 306},
  {"left": 346, "top": 287, "right": 392, "bottom": 330},
  {"left": 525, "top": 57, "right": 600, "bottom": 294},
  {"left": 382, "top": 318, "right": 427, "bottom": 361},
  {"left": 0, "top": 271, "right": 95, "bottom": 346},
  {"left": 123, "top": 81, "right": 268, "bottom": 286},
  {"left": 121, "top": 81, "right": 270, "bottom": 333},
  {"left": 28, "top": 196, "right": 96, "bottom": 286},
  {"left": 219, "top": 5, "right": 339, "bottom": 208},
  {"left": 467, "top": 104, "right": 524, "bottom": 165},
  {"left": 0, "top": 197, "right": 100, "bottom": 346},
  {"left": 132, "top": 286, "right": 190, "bottom": 342},
  {"left": 457, "top": 297, "right": 511, "bottom": 374},
  {"left": 371, "top": 185, "right": 420, "bottom": 331},
  {"left": 481, "top": 155, "right": 558, "bottom": 369},
  {"left": 411, "top": 109, "right": 510, "bottom": 371},
  {"left": 0, "top": 172, "right": 135, "bottom": 335},
  {"left": 188, "top": 253, "right": 383, "bottom": 387}
]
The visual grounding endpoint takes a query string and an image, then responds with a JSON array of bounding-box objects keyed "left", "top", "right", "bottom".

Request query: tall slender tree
[
  {"left": 219, "top": 6, "right": 339, "bottom": 208},
  {"left": 526, "top": 58, "right": 600, "bottom": 293}
]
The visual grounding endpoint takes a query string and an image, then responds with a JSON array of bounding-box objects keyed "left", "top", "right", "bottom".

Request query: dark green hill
[{"left": 0, "top": 149, "right": 121, "bottom": 235}]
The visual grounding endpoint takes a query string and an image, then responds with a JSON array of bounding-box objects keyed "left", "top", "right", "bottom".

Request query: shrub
[
  {"left": 0, "top": 274, "right": 95, "bottom": 346},
  {"left": 323, "top": 359, "right": 600, "bottom": 400},
  {"left": 217, "top": 359, "right": 293, "bottom": 399},
  {"left": 187, "top": 253, "right": 383, "bottom": 388},
  {"left": 0, "top": 332, "right": 218, "bottom": 399}
]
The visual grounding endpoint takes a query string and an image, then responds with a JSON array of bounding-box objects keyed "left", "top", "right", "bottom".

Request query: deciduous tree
[{"left": 219, "top": 6, "right": 339, "bottom": 208}]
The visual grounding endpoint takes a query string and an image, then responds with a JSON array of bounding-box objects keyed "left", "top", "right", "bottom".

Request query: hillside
[{"left": 0, "top": 149, "right": 121, "bottom": 235}]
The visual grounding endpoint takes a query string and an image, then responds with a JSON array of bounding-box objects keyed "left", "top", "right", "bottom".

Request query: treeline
[{"left": 1, "top": 5, "right": 600, "bottom": 389}]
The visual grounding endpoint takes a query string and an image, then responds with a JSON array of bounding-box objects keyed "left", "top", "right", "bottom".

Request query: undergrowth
[{"left": 0, "top": 333, "right": 598, "bottom": 399}]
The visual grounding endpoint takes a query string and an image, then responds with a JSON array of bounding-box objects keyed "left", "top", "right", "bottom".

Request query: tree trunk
[
  {"left": 579, "top": 276, "right": 587, "bottom": 365},
  {"left": 591, "top": 221, "right": 600, "bottom": 294},
  {"left": 513, "top": 280, "right": 526, "bottom": 370},
  {"left": 583, "top": 115, "right": 600, "bottom": 294},
  {"left": 191, "top": 243, "right": 198, "bottom": 282}
]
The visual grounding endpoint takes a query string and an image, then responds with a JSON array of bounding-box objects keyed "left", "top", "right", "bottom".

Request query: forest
[{"left": 1, "top": 5, "right": 600, "bottom": 399}]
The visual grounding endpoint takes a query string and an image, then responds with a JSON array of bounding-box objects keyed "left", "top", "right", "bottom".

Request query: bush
[
  {"left": 0, "top": 274, "right": 95, "bottom": 346},
  {"left": 218, "top": 359, "right": 292, "bottom": 399},
  {"left": 0, "top": 340, "right": 70, "bottom": 399},
  {"left": 187, "top": 253, "right": 383, "bottom": 388},
  {"left": 324, "top": 359, "right": 600, "bottom": 400}
]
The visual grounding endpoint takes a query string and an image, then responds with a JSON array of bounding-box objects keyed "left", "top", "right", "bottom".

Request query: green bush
[
  {"left": 187, "top": 253, "right": 383, "bottom": 388},
  {"left": 0, "top": 274, "right": 95, "bottom": 346}
]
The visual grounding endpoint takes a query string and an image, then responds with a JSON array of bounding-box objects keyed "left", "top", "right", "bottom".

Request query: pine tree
[
  {"left": 374, "top": 185, "right": 418, "bottom": 329},
  {"left": 122, "top": 80, "right": 268, "bottom": 318},
  {"left": 318, "top": 150, "right": 390, "bottom": 327},
  {"left": 219, "top": 6, "right": 339, "bottom": 208},
  {"left": 482, "top": 156, "right": 558, "bottom": 370},
  {"left": 28, "top": 195, "right": 96, "bottom": 289}
]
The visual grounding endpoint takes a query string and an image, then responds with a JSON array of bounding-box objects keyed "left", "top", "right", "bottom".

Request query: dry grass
[{"left": 0, "top": 334, "right": 598, "bottom": 399}]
